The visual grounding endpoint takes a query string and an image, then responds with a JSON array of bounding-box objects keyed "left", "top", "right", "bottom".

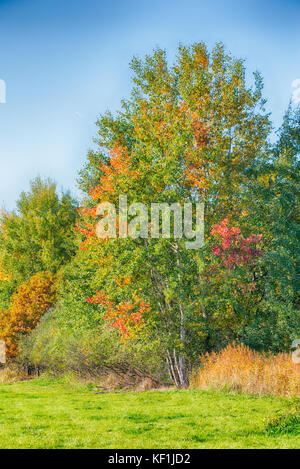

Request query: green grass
[{"left": 0, "top": 378, "right": 299, "bottom": 448}]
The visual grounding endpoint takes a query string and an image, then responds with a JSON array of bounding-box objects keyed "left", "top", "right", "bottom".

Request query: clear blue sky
[{"left": 0, "top": 0, "right": 299, "bottom": 210}]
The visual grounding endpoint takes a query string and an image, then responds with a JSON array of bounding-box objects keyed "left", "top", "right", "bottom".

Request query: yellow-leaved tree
[{"left": 0, "top": 272, "right": 57, "bottom": 358}]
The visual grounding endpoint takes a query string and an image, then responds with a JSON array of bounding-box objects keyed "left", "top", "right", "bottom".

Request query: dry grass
[
  {"left": 42, "top": 369, "right": 164, "bottom": 392},
  {"left": 0, "top": 364, "right": 28, "bottom": 383},
  {"left": 191, "top": 344, "right": 300, "bottom": 397},
  {"left": 98, "top": 372, "right": 162, "bottom": 391}
]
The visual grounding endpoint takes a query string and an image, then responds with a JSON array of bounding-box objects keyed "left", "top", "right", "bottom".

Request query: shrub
[
  {"left": 190, "top": 344, "right": 300, "bottom": 397},
  {"left": 18, "top": 308, "right": 169, "bottom": 386}
]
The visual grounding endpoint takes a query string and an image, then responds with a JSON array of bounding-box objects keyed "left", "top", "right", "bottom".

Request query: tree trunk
[
  {"left": 166, "top": 348, "right": 188, "bottom": 388},
  {"left": 175, "top": 243, "right": 189, "bottom": 388}
]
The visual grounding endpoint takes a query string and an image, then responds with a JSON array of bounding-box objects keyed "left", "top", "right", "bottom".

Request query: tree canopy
[{"left": 0, "top": 177, "right": 78, "bottom": 286}]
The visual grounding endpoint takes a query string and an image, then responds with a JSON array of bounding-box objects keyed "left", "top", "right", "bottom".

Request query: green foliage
[
  {"left": 239, "top": 105, "right": 300, "bottom": 351},
  {"left": 0, "top": 278, "right": 15, "bottom": 310},
  {"left": 0, "top": 177, "right": 78, "bottom": 285},
  {"left": 77, "top": 42, "right": 271, "bottom": 387},
  {"left": 1, "top": 45, "right": 298, "bottom": 389},
  {"left": 19, "top": 308, "right": 167, "bottom": 382},
  {"left": 55, "top": 248, "right": 100, "bottom": 331}
]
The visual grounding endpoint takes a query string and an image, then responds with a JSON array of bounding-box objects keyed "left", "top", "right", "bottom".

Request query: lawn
[{"left": 0, "top": 378, "right": 298, "bottom": 449}]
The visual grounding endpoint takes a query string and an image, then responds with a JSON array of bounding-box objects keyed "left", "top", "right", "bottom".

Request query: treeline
[{"left": 0, "top": 43, "right": 299, "bottom": 388}]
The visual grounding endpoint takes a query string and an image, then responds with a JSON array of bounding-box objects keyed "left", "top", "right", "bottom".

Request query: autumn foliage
[
  {"left": 211, "top": 219, "right": 263, "bottom": 268},
  {"left": 3, "top": 43, "right": 294, "bottom": 391},
  {"left": 72, "top": 43, "right": 277, "bottom": 389},
  {"left": 191, "top": 344, "right": 300, "bottom": 397},
  {"left": 89, "top": 145, "right": 139, "bottom": 202},
  {"left": 0, "top": 272, "right": 57, "bottom": 358},
  {"left": 86, "top": 291, "right": 149, "bottom": 340}
]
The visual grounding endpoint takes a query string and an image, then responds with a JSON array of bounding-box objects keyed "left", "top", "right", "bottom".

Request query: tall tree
[
  {"left": 0, "top": 177, "right": 78, "bottom": 286},
  {"left": 77, "top": 43, "right": 271, "bottom": 387},
  {"left": 239, "top": 105, "right": 300, "bottom": 351}
]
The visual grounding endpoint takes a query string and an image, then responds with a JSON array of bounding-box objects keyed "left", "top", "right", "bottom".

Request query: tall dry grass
[
  {"left": 0, "top": 364, "right": 28, "bottom": 383},
  {"left": 191, "top": 344, "right": 300, "bottom": 397}
]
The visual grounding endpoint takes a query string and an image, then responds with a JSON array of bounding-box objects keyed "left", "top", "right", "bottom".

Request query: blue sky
[{"left": 0, "top": 0, "right": 299, "bottom": 210}]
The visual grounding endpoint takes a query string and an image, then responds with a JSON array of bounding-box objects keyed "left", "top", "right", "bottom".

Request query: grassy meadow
[{"left": 0, "top": 378, "right": 298, "bottom": 449}]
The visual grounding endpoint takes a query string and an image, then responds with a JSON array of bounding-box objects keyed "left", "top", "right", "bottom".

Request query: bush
[
  {"left": 190, "top": 344, "right": 300, "bottom": 397},
  {"left": 18, "top": 309, "right": 169, "bottom": 387}
]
